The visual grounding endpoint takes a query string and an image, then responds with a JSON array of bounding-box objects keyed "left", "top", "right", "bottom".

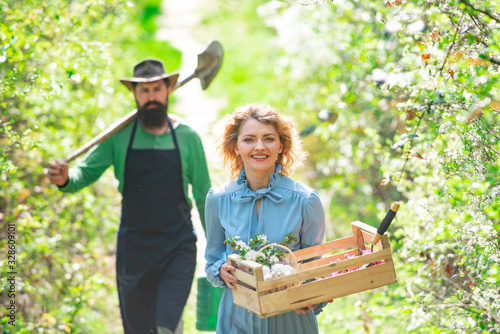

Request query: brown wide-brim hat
[{"left": 120, "top": 58, "right": 179, "bottom": 92}]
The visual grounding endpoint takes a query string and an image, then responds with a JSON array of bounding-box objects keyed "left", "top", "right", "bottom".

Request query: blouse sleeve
[
  {"left": 204, "top": 189, "right": 228, "bottom": 288},
  {"left": 299, "top": 190, "right": 326, "bottom": 249}
]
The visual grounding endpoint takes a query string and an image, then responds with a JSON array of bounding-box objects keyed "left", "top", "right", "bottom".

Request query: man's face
[
  {"left": 133, "top": 80, "right": 170, "bottom": 109},
  {"left": 134, "top": 80, "right": 171, "bottom": 130}
]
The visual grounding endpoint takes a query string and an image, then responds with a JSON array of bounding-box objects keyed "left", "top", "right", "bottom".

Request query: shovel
[
  {"left": 371, "top": 201, "right": 400, "bottom": 252},
  {"left": 358, "top": 202, "right": 400, "bottom": 270},
  {"left": 64, "top": 40, "right": 223, "bottom": 163}
]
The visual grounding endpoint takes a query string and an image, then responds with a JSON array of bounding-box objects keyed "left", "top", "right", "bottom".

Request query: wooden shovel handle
[{"left": 64, "top": 109, "right": 137, "bottom": 163}]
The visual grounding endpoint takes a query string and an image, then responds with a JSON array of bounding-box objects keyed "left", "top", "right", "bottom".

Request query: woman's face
[{"left": 234, "top": 118, "right": 283, "bottom": 177}]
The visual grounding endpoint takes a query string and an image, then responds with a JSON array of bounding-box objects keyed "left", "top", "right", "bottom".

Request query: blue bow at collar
[
  {"left": 236, "top": 165, "right": 284, "bottom": 241},
  {"left": 237, "top": 189, "right": 284, "bottom": 203},
  {"left": 236, "top": 164, "right": 284, "bottom": 204}
]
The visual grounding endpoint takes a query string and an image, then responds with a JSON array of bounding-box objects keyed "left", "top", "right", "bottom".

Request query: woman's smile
[
  {"left": 251, "top": 154, "right": 269, "bottom": 161},
  {"left": 235, "top": 118, "right": 283, "bottom": 184}
]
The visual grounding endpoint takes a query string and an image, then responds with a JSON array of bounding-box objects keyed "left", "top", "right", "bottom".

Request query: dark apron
[{"left": 116, "top": 118, "right": 197, "bottom": 333}]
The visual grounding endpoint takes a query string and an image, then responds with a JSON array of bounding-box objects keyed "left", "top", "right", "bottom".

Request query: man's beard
[{"left": 137, "top": 100, "right": 168, "bottom": 130}]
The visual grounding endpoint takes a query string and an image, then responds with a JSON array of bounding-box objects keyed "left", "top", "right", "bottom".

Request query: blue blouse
[{"left": 205, "top": 165, "right": 326, "bottom": 334}]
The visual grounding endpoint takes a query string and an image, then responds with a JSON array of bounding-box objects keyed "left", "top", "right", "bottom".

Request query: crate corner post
[{"left": 351, "top": 220, "right": 367, "bottom": 254}]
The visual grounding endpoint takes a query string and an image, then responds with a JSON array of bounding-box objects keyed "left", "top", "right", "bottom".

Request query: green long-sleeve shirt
[{"left": 59, "top": 116, "right": 211, "bottom": 230}]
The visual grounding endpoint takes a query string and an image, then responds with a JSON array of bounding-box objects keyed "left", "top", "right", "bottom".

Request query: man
[{"left": 48, "top": 59, "right": 211, "bottom": 334}]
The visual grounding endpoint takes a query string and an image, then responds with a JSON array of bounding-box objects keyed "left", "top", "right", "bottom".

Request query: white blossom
[
  {"left": 269, "top": 255, "right": 280, "bottom": 265},
  {"left": 236, "top": 240, "right": 248, "bottom": 251},
  {"left": 244, "top": 250, "right": 258, "bottom": 261}
]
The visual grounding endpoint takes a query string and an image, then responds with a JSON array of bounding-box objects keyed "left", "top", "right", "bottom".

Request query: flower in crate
[
  {"left": 330, "top": 249, "right": 386, "bottom": 276},
  {"left": 224, "top": 233, "right": 298, "bottom": 280},
  {"left": 263, "top": 263, "right": 296, "bottom": 280}
]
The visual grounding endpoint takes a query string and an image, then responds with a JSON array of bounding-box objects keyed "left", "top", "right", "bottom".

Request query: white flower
[
  {"left": 257, "top": 235, "right": 267, "bottom": 244},
  {"left": 281, "top": 264, "right": 295, "bottom": 275},
  {"left": 269, "top": 255, "right": 280, "bottom": 265},
  {"left": 236, "top": 240, "right": 248, "bottom": 250},
  {"left": 244, "top": 250, "right": 258, "bottom": 261},
  {"left": 262, "top": 266, "right": 270, "bottom": 277},
  {"left": 266, "top": 263, "right": 296, "bottom": 279}
]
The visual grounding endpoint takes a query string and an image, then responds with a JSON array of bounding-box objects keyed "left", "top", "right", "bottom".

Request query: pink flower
[{"left": 330, "top": 250, "right": 385, "bottom": 276}]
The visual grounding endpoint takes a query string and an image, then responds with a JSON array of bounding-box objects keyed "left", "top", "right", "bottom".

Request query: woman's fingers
[
  {"left": 220, "top": 263, "right": 239, "bottom": 290},
  {"left": 295, "top": 303, "right": 316, "bottom": 315}
]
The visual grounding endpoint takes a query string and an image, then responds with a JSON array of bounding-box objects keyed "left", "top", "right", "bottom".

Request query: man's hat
[{"left": 120, "top": 58, "right": 179, "bottom": 91}]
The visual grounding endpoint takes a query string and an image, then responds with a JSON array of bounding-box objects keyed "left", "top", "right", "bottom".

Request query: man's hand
[{"left": 47, "top": 161, "right": 69, "bottom": 186}]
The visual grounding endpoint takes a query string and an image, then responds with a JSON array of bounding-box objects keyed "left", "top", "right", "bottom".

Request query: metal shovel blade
[{"left": 196, "top": 40, "right": 223, "bottom": 90}]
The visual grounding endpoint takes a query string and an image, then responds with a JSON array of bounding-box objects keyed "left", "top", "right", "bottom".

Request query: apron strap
[
  {"left": 167, "top": 117, "right": 184, "bottom": 176},
  {"left": 127, "top": 118, "right": 139, "bottom": 151},
  {"left": 128, "top": 117, "right": 180, "bottom": 152}
]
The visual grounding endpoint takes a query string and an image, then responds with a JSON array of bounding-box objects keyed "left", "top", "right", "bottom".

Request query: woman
[{"left": 205, "top": 104, "right": 326, "bottom": 333}]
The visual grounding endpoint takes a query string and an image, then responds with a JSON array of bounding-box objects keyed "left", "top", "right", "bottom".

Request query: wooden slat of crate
[
  {"left": 233, "top": 268, "right": 258, "bottom": 288},
  {"left": 232, "top": 284, "right": 262, "bottom": 314},
  {"left": 301, "top": 242, "right": 392, "bottom": 270},
  {"left": 229, "top": 254, "right": 264, "bottom": 288},
  {"left": 352, "top": 221, "right": 384, "bottom": 249},
  {"left": 300, "top": 249, "right": 358, "bottom": 270},
  {"left": 256, "top": 262, "right": 396, "bottom": 317},
  {"left": 287, "top": 262, "right": 397, "bottom": 307},
  {"left": 352, "top": 220, "right": 376, "bottom": 234},
  {"left": 361, "top": 230, "right": 382, "bottom": 249},
  {"left": 352, "top": 223, "right": 367, "bottom": 251},
  {"left": 300, "top": 228, "right": 386, "bottom": 271},
  {"left": 228, "top": 255, "right": 262, "bottom": 271},
  {"left": 292, "top": 236, "right": 355, "bottom": 261},
  {"left": 257, "top": 247, "right": 392, "bottom": 291},
  {"left": 293, "top": 222, "right": 380, "bottom": 263}
]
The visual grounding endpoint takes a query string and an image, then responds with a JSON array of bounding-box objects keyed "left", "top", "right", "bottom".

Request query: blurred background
[{"left": 1, "top": 0, "right": 499, "bottom": 333}]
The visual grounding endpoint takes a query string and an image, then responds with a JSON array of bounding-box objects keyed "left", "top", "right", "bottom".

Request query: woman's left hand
[
  {"left": 294, "top": 303, "right": 317, "bottom": 315},
  {"left": 220, "top": 262, "right": 239, "bottom": 289}
]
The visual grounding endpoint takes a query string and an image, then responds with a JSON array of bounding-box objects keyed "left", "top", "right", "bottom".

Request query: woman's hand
[
  {"left": 295, "top": 303, "right": 317, "bottom": 315},
  {"left": 295, "top": 300, "right": 333, "bottom": 315},
  {"left": 220, "top": 262, "right": 239, "bottom": 290}
]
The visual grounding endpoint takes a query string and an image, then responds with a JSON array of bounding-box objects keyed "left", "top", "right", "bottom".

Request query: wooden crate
[{"left": 228, "top": 221, "right": 397, "bottom": 318}]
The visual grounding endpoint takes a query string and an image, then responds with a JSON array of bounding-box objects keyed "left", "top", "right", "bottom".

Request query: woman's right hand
[{"left": 220, "top": 263, "right": 239, "bottom": 290}]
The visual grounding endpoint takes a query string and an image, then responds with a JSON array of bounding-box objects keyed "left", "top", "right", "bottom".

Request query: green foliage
[
  {"left": 0, "top": 0, "right": 180, "bottom": 332},
  {"left": 246, "top": 0, "right": 500, "bottom": 332},
  {"left": 194, "top": 0, "right": 289, "bottom": 111},
  {"left": 2, "top": 0, "right": 499, "bottom": 332},
  {"left": 202, "top": 0, "right": 499, "bottom": 332}
]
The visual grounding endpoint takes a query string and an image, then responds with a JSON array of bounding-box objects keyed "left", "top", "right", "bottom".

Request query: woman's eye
[
  {"left": 265, "top": 137, "right": 275, "bottom": 142},
  {"left": 244, "top": 138, "right": 253, "bottom": 142}
]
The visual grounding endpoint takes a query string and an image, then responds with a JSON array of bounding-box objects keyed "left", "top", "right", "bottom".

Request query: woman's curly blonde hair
[{"left": 214, "top": 104, "right": 306, "bottom": 179}]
